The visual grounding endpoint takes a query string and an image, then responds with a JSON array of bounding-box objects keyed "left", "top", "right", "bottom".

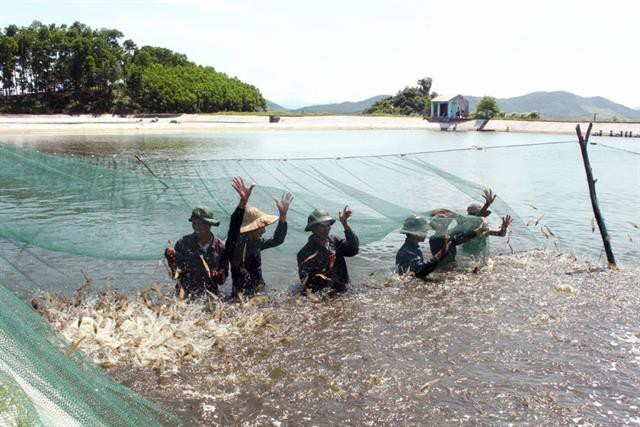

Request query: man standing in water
[
  {"left": 297, "top": 206, "right": 359, "bottom": 294},
  {"left": 166, "top": 176, "right": 254, "bottom": 299},
  {"left": 458, "top": 189, "right": 513, "bottom": 257},
  {"left": 230, "top": 192, "right": 293, "bottom": 299},
  {"left": 396, "top": 215, "right": 452, "bottom": 278},
  {"left": 428, "top": 209, "right": 490, "bottom": 270}
]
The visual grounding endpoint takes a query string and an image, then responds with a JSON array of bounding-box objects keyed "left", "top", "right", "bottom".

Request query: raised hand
[
  {"left": 339, "top": 205, "right": 352, "bottom": 228},
  {"left": 232, "top": 176, "right": 255, "bottom": 208},
  {"left": 499, "top": 215, "right": 513, "bottom": 236},
  {"left": 482, "top": 188, "right": 497, "bottom": 206},
  {"left": 275, "top": 192, "right": 294, "bottom": 220}
]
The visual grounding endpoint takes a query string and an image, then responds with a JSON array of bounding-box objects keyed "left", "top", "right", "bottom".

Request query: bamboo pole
[{"left": 576, "top": 123, "right": 616, "bottom": 266}]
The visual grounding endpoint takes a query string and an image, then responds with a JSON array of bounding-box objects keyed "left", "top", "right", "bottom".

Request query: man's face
[
  {"left": 312, "top": 221, "right": 332, "bottom": 240},
  {"left": 191, "top": 216, "right": 212, "bottom": 237},
  {"left": 246, "top": 226, "right": 266, "bottom": 241}
]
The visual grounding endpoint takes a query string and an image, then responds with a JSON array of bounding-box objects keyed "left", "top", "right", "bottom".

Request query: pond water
[
  {"left": 1, "top": 130, "right": 638, "bottom": 297},
  {"left": 1, "top": 129, "right": 639, "bottom": 425}
]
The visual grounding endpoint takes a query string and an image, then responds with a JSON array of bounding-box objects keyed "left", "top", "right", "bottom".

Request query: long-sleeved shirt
[
  {"left": 231, "top": 220, "right": 287, "bottom": 297},
  {"left": 174, "top": 207, "right": 244, "bottom": 298},
  {"left": 297, "top": 227, "right": 359, "bottom": 293},
  {"left": 396, "top": 239, "right": 440, "bottom": 278}
]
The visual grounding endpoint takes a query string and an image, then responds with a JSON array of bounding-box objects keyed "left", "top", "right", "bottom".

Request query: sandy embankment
[{"left": 0, "top": 114, "right": 639, "bottom": 136}]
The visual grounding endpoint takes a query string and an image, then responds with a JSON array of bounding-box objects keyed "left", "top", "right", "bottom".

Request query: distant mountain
[
  {"left": 265, "top": 99, "right": 289, "bottom": 111},
  {"left": 269, "top": 91, "right": 639, "bottom": 120},
  {"left": 465, "top": 91, "right": 640, "bottom": 121},
  {"left": 291, "top": 95, "right": 391, "bottom": 114}
]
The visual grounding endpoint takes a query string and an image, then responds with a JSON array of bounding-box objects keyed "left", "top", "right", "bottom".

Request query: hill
[
  {"left": 466, "top": 92, "right": 640, "bottom": 121},
  {"left": 290, "top": 95, "right": 390, "bottom": 114},
  {"left": 0, "top": 21, "right": 265, "bottom": 114},
  {"left": 270, "top": 92, "right": 640, "bottom": 121},
  {"left": 266, "top": 99, "right": 289, "bottom": 111}
]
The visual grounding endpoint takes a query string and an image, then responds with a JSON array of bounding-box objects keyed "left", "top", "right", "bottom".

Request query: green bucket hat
[
  {"left": 400, "top": 215, "right": 430, "bottom": 238},
  {"left": 189, "top": 206, "right": 220, "bottom": 226},
  {"left": 305, "top": 208, "right": 335, "bottom": 232}
]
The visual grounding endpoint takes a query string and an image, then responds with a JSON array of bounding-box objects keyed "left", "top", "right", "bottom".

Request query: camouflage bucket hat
[
  {"left": 189, "top": 206, "right": 220, "bottom": 226},
  {"left": 305, "top": 208, "right": 335, "bottom": 232},
  {"left": 399, "top": 215, "right": 430, "bottom": 238}
]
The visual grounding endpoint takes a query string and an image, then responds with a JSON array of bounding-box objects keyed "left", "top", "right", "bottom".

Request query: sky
[{"left": 2, "top": 0, "right": 639, "bottom": 109}]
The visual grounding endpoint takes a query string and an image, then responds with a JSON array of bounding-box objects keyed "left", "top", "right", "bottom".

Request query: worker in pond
[
  {"left": 396, "top": 215, "right": 452, "bottom": 278},
  {"left": 297, "top": 206, "right": 359, "bottom": 294},
  {"left": 457, "top": 188, "right": 513, "bottom": 257},
  {"left": 427, "top": 208, "right": 490, "bottom": 270},
  {"left": 230, "top": 192, "right": 293, "bottom": 299},
  {"left": 165, "top": 176, "right": 254, "bottom": 299}
]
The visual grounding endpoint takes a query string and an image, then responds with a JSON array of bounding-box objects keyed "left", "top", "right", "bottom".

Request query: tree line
[
  {"left": 364, "top": 77, "right": 434, "bottom": 116},
  {"left": 364, "top": 78, "right": 540, "bottom": 120},
  {"left": 0, "top": 21, "right": 266, "bottom": 113}
]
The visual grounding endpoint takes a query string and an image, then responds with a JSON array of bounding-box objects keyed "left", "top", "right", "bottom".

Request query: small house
[{"left": 430, "top": 95, "right": 469, "bottom": 121}]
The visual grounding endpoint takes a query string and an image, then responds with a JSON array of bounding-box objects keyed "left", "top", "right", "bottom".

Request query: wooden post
[{"left": 576, "top": 123, "right": 616, "bottom": 266}]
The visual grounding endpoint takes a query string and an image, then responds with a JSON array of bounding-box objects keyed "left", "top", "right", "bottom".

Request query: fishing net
[
  {"left": 0, "top": 279, "right": 180, "bottom": 426},
  {"left": 0, "top": 143, "right": 537, "bottom": 425},
  {"left": 0, "top": 143, "right": 535, "bottom": 262}
]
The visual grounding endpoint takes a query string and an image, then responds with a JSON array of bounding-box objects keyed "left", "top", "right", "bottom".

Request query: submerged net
[
  {"left": 0, "top": 143, "right": 538, "bottom": 425},
  {"left": 0, "top": 143, "right": 535, "bottom": 262}
]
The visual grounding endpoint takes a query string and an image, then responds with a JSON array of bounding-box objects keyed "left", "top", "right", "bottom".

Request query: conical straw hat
[{"left": 240, "top": 206, "right": 278, "bottom": 233}]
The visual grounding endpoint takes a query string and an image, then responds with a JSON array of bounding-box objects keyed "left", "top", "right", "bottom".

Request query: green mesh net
[
  {"left": 0, "top": 143, "right": 537, "bottom": 424},
  {"left": 0, "top": 279, "right": 179, "bottom": 426},
  {"left": 0, "top": 143, "right": 536, "bottom": 262},
  {"left": 0, "top": 369, "right": 41, "bottom": 427}
]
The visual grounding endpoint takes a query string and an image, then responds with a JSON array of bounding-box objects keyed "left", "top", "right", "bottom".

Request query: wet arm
[
  {"left": 336, "top": 227, "right": 359, "bottom": 257},
  {"left": 215, "top": 207, "right": 244, "bottom": 285},
  {"left": 415, "top": 256, "right": 440, "bottom": 278},
  {"left": 488, "top": 216, "right": 511, "bottom": 237},
  {"left": 451, "top": 229, "right": 479, "bottom": 246},
  {"left": 261, "top": 220, "right": 288, "bottom": 250},
  {"left": 399, "top": 250, "right": 439, "bottom": 278},
  {"left": 223, "top": 207, "right": 245, "bottom": 261}
]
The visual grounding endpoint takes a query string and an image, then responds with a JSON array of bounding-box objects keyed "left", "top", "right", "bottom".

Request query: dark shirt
[
  {"left": 429, "top": 229, "right": 477, "bottom": 268},
  {"left": 297, "top": 227, "right": 359, "bottom": 293},
  {"left": 174, "top": 207, "right": 244, "bottom": 298},
  {"left": 396, "top": 239, "right": 439, "bottom": 278},
  {"left": 231, "top": 220, "right": 287, "bottom": 297}
]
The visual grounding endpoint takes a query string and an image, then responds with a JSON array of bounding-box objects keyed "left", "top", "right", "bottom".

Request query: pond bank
[{"left": 1, "top": 114, "right": 639, "bottom": 136}]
